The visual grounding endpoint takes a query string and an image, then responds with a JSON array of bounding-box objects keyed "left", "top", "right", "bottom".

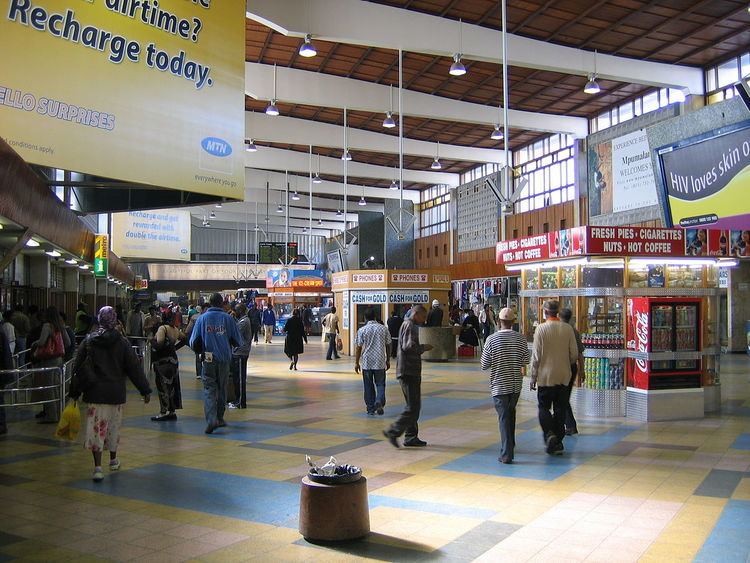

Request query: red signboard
[
  {"left": 496, "top": 234, "right": 551, "bottom": 264},
  {"left": 586, "top": 227, "right": 685, "bottom": 256}
]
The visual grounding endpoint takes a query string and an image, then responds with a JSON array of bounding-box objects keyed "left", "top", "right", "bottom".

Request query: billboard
[
  {"left": 0, "top": 0, "right": 244, "bottom": 198},
  {"left": 590, "top": 130, "right": 659, "bottom": 217},
  {"left": 657, "top": 121, "right": 750, "bottom": 229},
  {"left": 111, "top": 210, "right": 191, "bottom": 261},
  {"left": 266, "top": 269, "right": 329, "bottom": 289}
]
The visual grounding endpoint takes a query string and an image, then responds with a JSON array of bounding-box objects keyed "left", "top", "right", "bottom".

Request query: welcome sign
[{"left": 0, "top": 0, "right": 244, "bottom": 198}]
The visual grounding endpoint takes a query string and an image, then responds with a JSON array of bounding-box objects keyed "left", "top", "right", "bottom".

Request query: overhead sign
[
  {"left": 590, "top": 130, "right": 658, "bottom": 217},
  {"left": 94, "top": 234, "right": 108, "bottom": 278},
  {"left": 352, "top": 273, "right": 385, "bottom": 283},
  {"left": 658, "top": 122, "right": 750, "bottom": 229},
  {"left": 586, "top": 227, "right": 684, "bottom": 256},
  {"left": 266, "top": 269, "right": 328, "bottom": 289},
  {"left": 391, "top": 273, "right": 428, "bottom": 283},
  {"left": 259, "top": 242, "right": 298, "bottom": 264},
  {"left": 0, "top": 0, "right": 244, "bottom": 198},
  {"left": 111, "top": 210, "right": 191, "bottom": 261}
]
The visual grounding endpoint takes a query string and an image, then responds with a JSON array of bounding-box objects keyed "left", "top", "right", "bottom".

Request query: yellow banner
[
  {"left": 95, "top": 234, "right": 109, "bottom": 259},
  {"left": 0, "top": 0, "right": 244, "bottom": 199}
]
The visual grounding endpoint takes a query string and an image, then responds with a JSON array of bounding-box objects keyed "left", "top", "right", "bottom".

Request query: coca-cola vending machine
[{"left": 626, "top": 297, "right": 702, "bottom": 390}]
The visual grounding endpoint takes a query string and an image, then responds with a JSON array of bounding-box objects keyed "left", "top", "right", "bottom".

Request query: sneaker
[
  {"left": 374, "top": 403, "right": 384, "bottom": 416},
  {"left": 109, "top": 459, "right": 121, "bottom": 471},
  {"left": 227, "top": 403, "right": 239, "bottom": 409},
  {"left": 545, "top": 434, "right": 560, "bottom": 456},
  {"left": 92, "top": 467, "right": 104, "bottom": 482},
  {"left": 565, "top": 428, "right": 578, "bottom": 436},
  {"left": 205, "top": 424, "right": 218, "bottom": 434},
  {"left": 403, "top": 438, "right": 427, "bottom": 447},
  {"left": 382, "top": 430, "right": 400, "bottom": 449},
  {"left": 553, "top": 442, "right": 564, "bottom": 456},
  {"left": 498, "top": 457, "right": 513, "bottom": 464},
  {"left": 367, "top": 411, "right": 376, "bottom": 416},
  {"left": 151, "top": 413, "right": 176, "bottom": 421}
]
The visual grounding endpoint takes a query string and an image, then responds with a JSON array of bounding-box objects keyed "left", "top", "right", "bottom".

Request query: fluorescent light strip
[{"left": 628, "top": 258, "right": 735, "bottom": 267}]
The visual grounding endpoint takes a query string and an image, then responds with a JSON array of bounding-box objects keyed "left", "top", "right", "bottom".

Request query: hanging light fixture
[
  {"left": 449, "top": 19, "right": 467, "bottom": 76},
  {"left": 246, "top": 139, "right": 258, "bottom": 152},
  {"left": 215, "top": 202, "right": 223, "bottom": 208},
  {"left": 491, "top": 124, "right": 504, "bottom": 140},
  {"left": 358, "top": 185, "right": 367, "bottom": 206},
  {"left": 431, "top": 141, "right": 442, "bottom": 170},
  {"left": 341, "top": 149, "right": 352, "bottom": 161},
  {"left": 276, "top": 203, "right": 284, "bottom": 213},
  {"left": 302, "top": 225, "right": 308, "bottom": 233},
  {"left": 210, "top": 211, "right": 216, "bottom": 218},
  {"left": 318, "top": 214, "right": 323, "bottom": 226},
  {"left": 583, "top": 50, "right": 600, "bottom": 94},
  {"left": 390, "top": 179, "right": 399, "bottom": 190},
  {"left": 313, "top": 153, "right": 323, "bottom": 183},
  {"left": 299, "top": 34, "right": 317, "bottom": 58},
  {"left": 291, "top": 177, "right": 301, "bottom": 201},
  {"left": 266, "top": 64, "right": 280, "bottom": 115},
  {"left": 336, "top": 207, "right": 343, "bottom": 217},
  {"left": 383, "top": 84, "right": 396, "bottom": 128}
]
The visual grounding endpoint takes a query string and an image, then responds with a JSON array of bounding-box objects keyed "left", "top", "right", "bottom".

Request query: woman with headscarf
[
  {"left": 69, "top": 306, "right": 151, "bottom": 482},
  {"left": 150, "top": 311, "right": 186, "bottom": 421},
  {"left": 283, "top": 308, "right": 307, "bottom": 370}
]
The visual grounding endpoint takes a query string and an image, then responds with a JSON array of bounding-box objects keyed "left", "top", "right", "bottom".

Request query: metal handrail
[{"left": 0, "top": 362, "right": 72, "bottom": 417}]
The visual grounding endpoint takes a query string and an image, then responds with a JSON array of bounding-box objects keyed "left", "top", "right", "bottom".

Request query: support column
[
  {"left": 63, "top": 267, "right": 79, "bottom": 324},
  {"left": 29, "top": 256, "right": 50, "bottom": 309}
]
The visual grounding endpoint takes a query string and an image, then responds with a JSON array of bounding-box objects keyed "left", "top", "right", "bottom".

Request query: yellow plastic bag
[{"left": 55, "top": 401, "right": 81, "bottom": 441}]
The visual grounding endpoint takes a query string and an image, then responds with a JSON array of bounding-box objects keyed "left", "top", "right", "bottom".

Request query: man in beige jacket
[{"left": 530, "top": 300, "right": 578, "bottom": 456}]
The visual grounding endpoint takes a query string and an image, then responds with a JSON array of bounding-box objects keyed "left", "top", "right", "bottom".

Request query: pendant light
[
  {"left": 299, "top": 34, "right": 317, "bottom": 58},
  {"left": 430, "top": 141, "right": 442, "bottom": 170},
  {"left": 449, "top": 19, "right": 467, "bottom": 76},
  {"left": 390, "top": 166, "right": 399, "bottom": 189},
  {"left": 583, "top": 50, "right": 600, "bottom": 94},
  {"left": 358, "top": 185, "right": 367, "bottom": 206},
  {"left": 313, "top": 153, "right": 323, "bottom": 183},
  {"left": 490, "top": 124, "right": 504, "bottom": 141},
  {"left": 341, "top": 149, "right": 352, "bottom": 161},
  {"left": 318, "top": 213, "right": 323, "bottom": 226},
  {"left": 215, "top": 202, "right": 222, "bottom": 208},
  {"left": 276, "top": 189, "right": 284, "bottom": 213},
  {"left": 246, "top": 139, "right": 258, "bottom": 152},
  {"left": 291, "top": 178, "right": 301, "bottom": 201},
  {"left": 209, "top": 211, "right": 216, "bottom": 218},
  {"left": 336, "top": 207, "right": 343, "bottom": 217},
  {"left": 383, "top": 84, "right": 396, "bottom": 128},
  {"left": 302, "top": 225, "right": 308, "bottom": 233},
  {"left": 266, "top": 64, "right": 280, "bottom": 115}
]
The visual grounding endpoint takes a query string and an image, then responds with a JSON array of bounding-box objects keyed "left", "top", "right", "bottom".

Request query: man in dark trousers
[
  {"left": 248, "top": 304, "right": 262, "bottom": 344},
  {"left": 425, "top": 300, "right": 443, "bottom": 327},
  {"left": 383, "top": 305, "right": 433, "bottom": 448},
  {"left": 386, "top": 309, "right": 403, "bottom": 359},
  {"left": 559, "top": 308, "right": 585, "bottom": 436}
]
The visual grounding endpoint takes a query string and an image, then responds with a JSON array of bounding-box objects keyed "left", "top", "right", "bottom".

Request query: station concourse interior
[{"left": 1, "top": 1, "right": 750, "bottom": 562}]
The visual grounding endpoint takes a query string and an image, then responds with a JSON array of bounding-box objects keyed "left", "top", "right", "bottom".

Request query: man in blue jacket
[
  {"left": 189, "top": 293, "right": 243, "bottom": 434},
  {"left": 262, "top": 304, "right": 276, "bottom": 344}
]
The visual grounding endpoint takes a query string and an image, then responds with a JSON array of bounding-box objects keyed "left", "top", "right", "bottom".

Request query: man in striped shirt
[{"left": 481, "top": 307, "right": 530, "bottom": 464}]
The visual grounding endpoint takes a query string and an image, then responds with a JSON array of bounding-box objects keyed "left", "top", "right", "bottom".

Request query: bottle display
[
  {"left": 582, "top": 332, "right": 624, "bottom": 349},
  {"left": 584, "top": 358, "right": 624, "bottom": 390}
]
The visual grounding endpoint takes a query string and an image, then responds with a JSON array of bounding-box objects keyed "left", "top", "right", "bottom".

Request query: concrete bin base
[{"left": 299, "top": 476, "right": 370, "bottom": 542}]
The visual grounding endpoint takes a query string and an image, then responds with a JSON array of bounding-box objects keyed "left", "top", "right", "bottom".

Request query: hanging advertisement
[
  {"left": 0, "top": 0, "right": 244, "bottom": 199},
  {"left": 266, "top": 269, "right": 328, "bottom": 289},
  {"left": 590, "top": 130, "right": 658, "bottom": 217},
  {"left": 111, "top": 210, "right": 191, "bottom": 261},
  {"left": 657, "top": 122, "right": 750, "bottom": 229},
  {"left": 94, "top": 234, "right": 109, "bottom": 278}
]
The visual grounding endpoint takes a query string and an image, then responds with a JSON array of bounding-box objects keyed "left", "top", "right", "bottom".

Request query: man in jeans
[
  {"left": 323, "top": 307, "right": 341, "bottom": 360},
  {"left": 383, "top": 305, "right": 433, "bottom": 448},
  {"left": 530, "top": 300, "right": 578, "bottom": 456},
  {"left": 189, "top": 293, "right": 242, "bottom": 434},
  {"left": 355, "top": 307, "right": 391, "bottom": 416},
  {"left": 481, "top": 308, "right": 530, "bottom": 464}
]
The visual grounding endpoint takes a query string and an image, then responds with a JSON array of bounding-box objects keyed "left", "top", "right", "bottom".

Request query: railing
[{"left": 0, "top": 362, "right": 72, "bottom": 420}]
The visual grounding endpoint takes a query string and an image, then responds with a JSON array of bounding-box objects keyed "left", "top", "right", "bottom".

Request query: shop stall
[
  {"left": 331, "top": 269, "right": 451, "bottom": 356},
  {"left": 497, "top": 226, "right": 736, "bottom": 422},
  {"left": 451, "top": 276, "right": 520, "bottom": 313},
  {"left": 267, "top": 269, "right": 333, "bottom": 335}
]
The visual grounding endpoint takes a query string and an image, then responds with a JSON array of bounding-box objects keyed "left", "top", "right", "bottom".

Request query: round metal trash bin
[{"left": 299, "top": 476, "right": 370, "bottom": 542}]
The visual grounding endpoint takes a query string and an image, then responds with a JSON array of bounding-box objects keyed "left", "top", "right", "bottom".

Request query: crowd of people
[{"left": 1, "top": 294, "right": 585, "bottom": 479}]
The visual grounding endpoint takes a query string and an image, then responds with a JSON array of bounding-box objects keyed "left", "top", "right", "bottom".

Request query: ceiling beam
[
  {"left": 246, "top": 63, "right": 588, "bottom": 137},
  {"left": 246, "top": 0, "right": 704, "bottom": 94},
  {"left": 246, "top": 112, "right": 506, "bottom": 164}
]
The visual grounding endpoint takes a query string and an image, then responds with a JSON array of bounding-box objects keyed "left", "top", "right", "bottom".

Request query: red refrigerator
[{"left": 626, "top": 297, "right": 702, "bottom": 390}]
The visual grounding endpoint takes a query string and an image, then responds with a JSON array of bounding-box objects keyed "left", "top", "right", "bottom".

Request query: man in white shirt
[
  {"left": 323, "top": 307, "right": 341, "bottom": 360},
  {"left": 354, "top": 308, "right": 391, "bottom": 415}
]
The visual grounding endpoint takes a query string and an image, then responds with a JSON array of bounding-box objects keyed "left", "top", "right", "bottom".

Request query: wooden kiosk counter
[{"left": 331, "top": 269, "right": 451, "bottom": 356}]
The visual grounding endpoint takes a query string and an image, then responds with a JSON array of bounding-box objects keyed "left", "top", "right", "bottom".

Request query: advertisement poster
[
  {"left": 111, "top": 210, "right": 191, "bottom": 261},
  {"left": 730, "top": 230, "right": 750, "bottom": 258},
  {"left": 548, "top": 227, "right": 586, "bottom": 258},
  {"left": 589, "top": 130, "right": 658, "bottom": 217},
  {"left": 0, "top": 0, "right": 244, "bottom": 198},
  {"left": 659, "top": 123, "right": 750, "bottom": 229},
  {"left": 266, "top": 269, "right": 328, "bottom": 289}
]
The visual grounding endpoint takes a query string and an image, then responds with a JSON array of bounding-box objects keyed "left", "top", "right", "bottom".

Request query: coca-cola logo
[{"left": 633, "top": 311, "right": 649, "bottom": 373}]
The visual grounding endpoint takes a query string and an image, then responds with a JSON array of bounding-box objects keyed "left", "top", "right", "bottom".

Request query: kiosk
[
  {"left": 331, "top": 269, "right": 451, "bottom": 356},
  {"left": 267, "top": 269, "right": 333, "bottom": 335},
  {"left": 497, "top": 226, "right": 736, "bottom": 422}
]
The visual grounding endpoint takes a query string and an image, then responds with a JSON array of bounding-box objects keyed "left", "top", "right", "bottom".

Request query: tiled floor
[{"left": 1, "top": 341, "right": 749, "bottom": 562}]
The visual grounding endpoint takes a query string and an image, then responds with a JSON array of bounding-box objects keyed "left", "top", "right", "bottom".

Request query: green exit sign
[{"left": 94, "top": 258, "right": 108, "bottom": 278}]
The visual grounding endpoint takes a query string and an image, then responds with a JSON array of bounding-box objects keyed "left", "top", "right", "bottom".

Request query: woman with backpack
[
  {"left": 150, "top": 311, "right": 185, "bottom": 421},
  {"left": 69, "top": 306, "right": 151, "bottom": 481},
  {"left": 31, "top": 306, "right": 71, "bottom": 422}
]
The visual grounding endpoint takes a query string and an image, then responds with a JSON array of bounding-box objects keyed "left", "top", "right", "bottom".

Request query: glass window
[
  {"left": 742, "top": 53, "right": 750, "bottom": 80},
  {"left": 717, "top": 58, "right": 739, "bottom": 88},
  {"left": 642, "top": 91, "right": 659, "bottom": 112}
]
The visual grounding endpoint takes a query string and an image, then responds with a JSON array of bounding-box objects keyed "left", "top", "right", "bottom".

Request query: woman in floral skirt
[{"left": 69, "top": 307, "right": 151, "bottom": 482}]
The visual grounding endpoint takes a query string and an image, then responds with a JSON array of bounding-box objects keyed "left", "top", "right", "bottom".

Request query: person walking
[
  {"left": 425, "top": 300, "right": 443, "bottom": 327},
  {"left": 302, "top": 305, "right": 314, "bottom": 336},
  {"left": 383, "top": 305, "right": 433, "bottom": 448},
  {"left": 0, "top": 312, "right": 16, "bottom": 355},
  {"left": 150, "top": 312, "right": 185, "bottom": 422},
  {"left": 185, "top": 307, "right": 203, "bottom": 380},
  {"left": 355, "top": 307, "right": 391, "bottom": 416},
  {"left": 530, "top": 300, "right": 578, "bottom": 456},
  {"left": 262, "top": 304, "right": 276, "bottom": 344},
  {"left": 143, "top": 306, "right": 162, "bottom": 340},
  {"left": 31, "top": 306, "right": 71, "bottom": 422},
  {"left": 125, "top": 303, "right": 145, "bottom": 344},
  {"left": 69, "top": 306, "right": 152, "bottom": 481},
  {"left": 559, "top": 308, "right": 585, "bottom": 436},
  {"left": 249, "top": 304, "right": 262, "bottom": 344},
  {"left": 481, "top": 308, "right": 530, "bottom": 464},
  {"left": 9, "top": 305, "right": 30, "bottom": 365},
  {"left": 283, "top": 308, "right": 307, "bottom": 371},
  {"left": 230, "top": 304, "right": 253, "bottom": 408},
  {"left": 189, "top": 293, "right": 242, "bottom": 434},
  {"left": 387, "top": 310, "right": 403, "bottom": 359},
  {"left": 323, "top": 307, "right": 341, "bottom": 360}
]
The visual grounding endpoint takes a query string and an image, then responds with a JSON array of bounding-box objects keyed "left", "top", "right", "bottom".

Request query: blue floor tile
[
  {"left": 69, "top": 463, "right": 301, "bottom": 526},
  {"left": 730, "top": 433, "right": 750, "bottom": 450},
  {"left": 368, "top": 495, "right": 496, "bottom": 520},
  {"left": 695, "top": 500, "right": 750, "bottom": 562}
]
